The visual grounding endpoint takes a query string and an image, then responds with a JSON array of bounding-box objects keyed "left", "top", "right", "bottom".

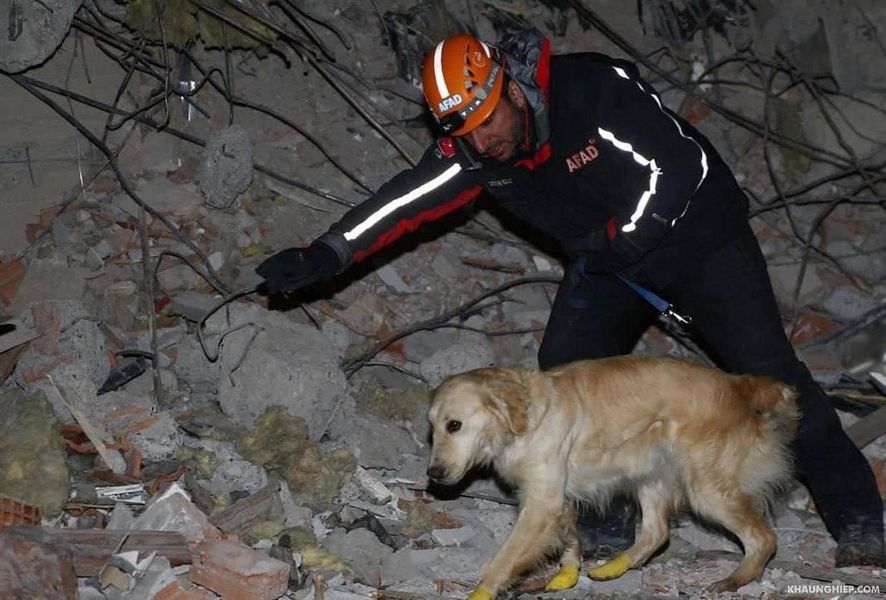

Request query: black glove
[{"left": 255, "top": 242, "right": 341, "bottom": 295}]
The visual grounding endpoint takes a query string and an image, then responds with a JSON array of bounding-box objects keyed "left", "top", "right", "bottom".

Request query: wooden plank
[
  {"left": 846, "top": 405, "right": 886, "bottom": 449},
  {"left": 0, "top": 319, "right": 37, "bottom": 353},
  {"left": 47, "top": 374, "right": 127, "bottom": 473},
  {"left": 209, "top": 482, "right": 282, "bottom": 534},
  {"left": 3, "top": 526, "right": 192, "bottom": 576}
]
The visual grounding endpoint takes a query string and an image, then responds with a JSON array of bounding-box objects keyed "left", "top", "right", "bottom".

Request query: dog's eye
[{"left": 446, "top": 420, "right": 462, "bottom": 433}]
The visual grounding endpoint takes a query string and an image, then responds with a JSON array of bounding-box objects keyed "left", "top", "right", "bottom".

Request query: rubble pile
[{"left": 0, "top": 1, "right": 884, "bottom": 599}]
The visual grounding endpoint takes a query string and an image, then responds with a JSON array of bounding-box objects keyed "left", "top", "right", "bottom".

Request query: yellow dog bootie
[
  {"left": 588, "top": 553, "right": 631, "bottom": 580},
  {"left": 545, "top": 564, "right": 580, "bottom": 591},
  {"left": 466, "top": 586, "right": 493, "bottom": 600}
]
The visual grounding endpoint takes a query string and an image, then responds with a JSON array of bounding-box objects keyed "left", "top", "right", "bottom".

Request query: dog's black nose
[{"left": 427, "top": 465, "right": 446, "bottom": 481}]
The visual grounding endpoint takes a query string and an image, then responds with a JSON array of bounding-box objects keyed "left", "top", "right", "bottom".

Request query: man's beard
[{"left": 509, "top": 103, "right": 531, "bottom": 156}]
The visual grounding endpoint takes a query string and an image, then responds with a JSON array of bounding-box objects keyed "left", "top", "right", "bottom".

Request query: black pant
[{"left": 539, "top": 222, "right": 883, "bottom": 540}]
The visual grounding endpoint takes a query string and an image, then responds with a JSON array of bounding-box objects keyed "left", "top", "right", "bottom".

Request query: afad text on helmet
[{"left": 438, "top": 94, "right": 463, "bottom": 113}]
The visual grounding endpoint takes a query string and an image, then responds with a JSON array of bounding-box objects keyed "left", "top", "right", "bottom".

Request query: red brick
[
  {"left": 790, "top": 310, "right": 839, "bottom": 345},
  {"left": 184, "top": 586, "right": 219, "bottom": 599},
  {"left": 0, "top": 259, "right": 24, "bottom": 306},
  {"left": 0, "top": 495, "right": 41, "bottom": 531},
  {"left": 153, "top": 577, "right": 220, "bottom": 600},
  {"left": 190, "top": 539, "right": 289, "bottom": 600}
]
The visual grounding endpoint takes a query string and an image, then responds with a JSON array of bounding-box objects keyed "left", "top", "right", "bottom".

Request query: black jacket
[{"left": 317, "top": 31, "right": 748, "bottom": 288}]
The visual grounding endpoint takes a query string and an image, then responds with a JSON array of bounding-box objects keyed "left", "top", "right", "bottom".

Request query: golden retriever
[{"left": 426, "top": 356, "right": 798, "bottom": 599}]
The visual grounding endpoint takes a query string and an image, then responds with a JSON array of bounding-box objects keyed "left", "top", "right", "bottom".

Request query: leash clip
[{"left": 666, "top": 307, "right": 692, "bottom": 326}]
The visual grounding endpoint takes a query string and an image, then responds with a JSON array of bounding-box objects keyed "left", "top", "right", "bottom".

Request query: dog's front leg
[{"left": 469, "top": 493, "right": 563, "bottom": 600}]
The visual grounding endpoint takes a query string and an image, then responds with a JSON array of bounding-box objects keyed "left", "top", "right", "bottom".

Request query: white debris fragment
[
  {"left": 354, "top": 467, "right": 393, "bottom": 505},
  {"left": 96, "top": 484, "right": 148, "bottom": 505},
  {"left": 154, "top": 481, "right": 191, "bottom": 502},
  {"left": 208, "top": 251, "right": 225, "bottom": 272},
  {"left": 376, "top": 265, "right": 412, "bottom": 293},
  {"left": 347, "top": 499, "right": 407, "bottom": 521},
  {"left": 431, "top": 525, "right": 477, "bottom": 547},
  {"left": 532, "top": 255, "right": 553, "bottom": 272}
]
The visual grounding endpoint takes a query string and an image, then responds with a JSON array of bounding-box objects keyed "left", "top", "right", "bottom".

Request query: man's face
[{"left": 462, "top": 81, "right": 527, "bottom": 162}]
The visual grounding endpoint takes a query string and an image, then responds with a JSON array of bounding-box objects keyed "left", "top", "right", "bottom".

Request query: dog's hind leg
[
  {"left": 691, "top": 490, "right": 777, "bottom": 593},
  {"left": 546, "top": 506, "right": 581, "bottom": 591},
  {"left": 588, "top": 482, "right": 669, "bottom": 581}
]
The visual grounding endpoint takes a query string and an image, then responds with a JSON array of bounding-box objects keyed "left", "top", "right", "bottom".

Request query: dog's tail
[
  {"left": 742, "top": 376, "right": 800, "bottom": 441},
  {"left": 736, "top": 376, "right": 800, "bottom": 506}
]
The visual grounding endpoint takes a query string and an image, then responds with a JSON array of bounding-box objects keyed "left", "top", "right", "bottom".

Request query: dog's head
[{"left": 426, "top": 367, "right": 528, "bottom": 485}]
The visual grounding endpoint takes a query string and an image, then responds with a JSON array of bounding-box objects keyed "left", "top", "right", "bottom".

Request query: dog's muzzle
[{"left": 426, "top": 464, "right": 448, "bottom": 482}]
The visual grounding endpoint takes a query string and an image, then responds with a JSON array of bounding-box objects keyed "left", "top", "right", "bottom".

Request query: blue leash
[
  {"left": 566, "top": 258, "right": 692, "bottom": 325},
  {"left": 615, "top": 274, "right": 692, "bottom": 325}
]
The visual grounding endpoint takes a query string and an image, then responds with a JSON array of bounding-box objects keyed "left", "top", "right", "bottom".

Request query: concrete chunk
[
  {"left": 431, "top": 525, "right": 478, "bottom": 547},
  {"left": 323, "top": 528, "right": 419, "bottom": 587},
  {"left": 9, "top": 260, "right": 88, "bottom": 317},
  {"left": 199, "top": 125, "right": 254, "bottom": 209},
  {"left": 131, "top": 483, "right": 221, "bottom": 546},
  {"left": 214, "top": 304, "right": 349, "bottom": 438},
  {"left": 129, "top": 411, "right": 184, "bottom": 463},
  {"left": 419, "top": 340, "right": 495, "bottom": 388},
  {"left": 182, "top": 438, "right": 269, "bottom": 500},
  {"left": 336, "top": 413, "right": 419, "bottom": 471},
  {"left": 168, "top": 291, "right": 220, "bottom": 322},
  {"left": 0, "top": 0, "right": 81, "bottom": 74}
]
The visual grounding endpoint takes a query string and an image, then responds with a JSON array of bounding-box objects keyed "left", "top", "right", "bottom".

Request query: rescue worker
[{"left": 256, "top": 29, "right": 885, "bottom": 572}]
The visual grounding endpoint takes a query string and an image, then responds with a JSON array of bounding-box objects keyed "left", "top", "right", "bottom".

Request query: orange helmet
[{"left": 422, "top": 33, "right": 505, "bottom": 136}]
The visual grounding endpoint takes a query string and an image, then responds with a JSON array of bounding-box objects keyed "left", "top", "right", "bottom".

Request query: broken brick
[
  {"left": 153, "top": 578, "right": 219, "bottom": 600},
  {"left": 24, "top": 206, "right": 63, "bottom": 244},
  {"left": 190, "top": 539, "right": 290, "bottom": 600},
  {"left": 790, "top": 310, "right": 839, "bottom": 345},
  {"left": 0, "top": 495, "right": 41, "bottom": 531},
  {"left": 0, "top": 258, "right": 24, "bottom": 306}
]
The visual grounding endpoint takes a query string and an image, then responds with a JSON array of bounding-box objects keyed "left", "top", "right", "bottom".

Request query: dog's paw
[
  {"left": 705, "top": 577, "right": 739, "bottom": 594},
  {"left": 545, "top": 564, "right": 579, "bottom": 591},
  {"left": 466, "top": 586, "right": 494, "bottom": 600},
  {"left": 587, "top": 553, "right": 631, "bottom": 580}
]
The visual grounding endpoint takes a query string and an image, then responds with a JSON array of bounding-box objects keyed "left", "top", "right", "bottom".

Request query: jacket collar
[{"left": 500, "top": 28, "right": 552, "bottom": 151}]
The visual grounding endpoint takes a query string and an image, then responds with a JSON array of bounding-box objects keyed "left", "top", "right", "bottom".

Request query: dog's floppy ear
[{"left": 480, "top": 368, "right": 528, "bottom": 435}]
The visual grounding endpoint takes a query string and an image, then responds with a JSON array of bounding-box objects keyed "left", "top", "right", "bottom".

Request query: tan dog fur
[{"left": 427, "top": 356, "right": 798, "bottom": 597}]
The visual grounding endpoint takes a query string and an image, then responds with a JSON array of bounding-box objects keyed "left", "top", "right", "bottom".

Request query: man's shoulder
[{"left": 552, "top": 52, "right": 638, "bottom": 77}]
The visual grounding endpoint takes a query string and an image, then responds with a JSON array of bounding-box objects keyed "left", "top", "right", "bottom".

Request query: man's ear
[
  {"left": 507, "top": 80, "right": 527, "bottom": 109},
  {"left": 480, "top": 368, "right": 528, "bottom": 435}
]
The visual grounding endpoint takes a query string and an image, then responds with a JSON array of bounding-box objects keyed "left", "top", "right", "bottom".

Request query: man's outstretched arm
[{"left": 257, "top": 140, "right": 483, "bottom": 295}]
